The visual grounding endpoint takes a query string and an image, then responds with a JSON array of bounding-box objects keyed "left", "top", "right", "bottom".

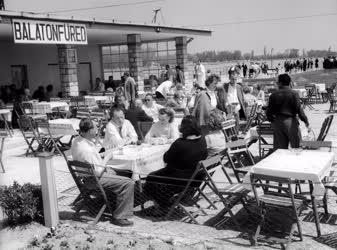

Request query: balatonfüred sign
[{"left": 12, "top": 19, "right": 88, "bottom": 44}]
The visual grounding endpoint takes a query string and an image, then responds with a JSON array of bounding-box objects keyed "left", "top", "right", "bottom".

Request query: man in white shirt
[
  {"left": 103, "top": 108, "right": 138, "bottom": 149},
  {"left": 155, "top": 75, "right": 174, "bottom": 99},
  {"left": 71, "top": 118, "right": 134, "bottom": 226},
  {"left": 195, "top": 60, "right": 206, "bottom": 89},
  {"left": 142, "top": 93, "right": 163, "bottom": 122},
  {"left": 223, "top": 66, "right": 247, "bottom": 120}
]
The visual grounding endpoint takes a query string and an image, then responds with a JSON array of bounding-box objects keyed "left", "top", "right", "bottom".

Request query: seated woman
[
  {"left": 205, "top": 109, "right": 227, "bottom": 156},
  {"left": 166, "top": 92, "right": 189, "bottom": 115},
  {"left": 145, "top": 107, "right": 179, "bottom": 144},
  {"left": 142, "top": 116, "right": 208, "bottom": 209}
]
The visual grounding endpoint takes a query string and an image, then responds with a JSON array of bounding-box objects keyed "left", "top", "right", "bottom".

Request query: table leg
[{"left": 309, "top": 181, "right": 321, "bottom": 237}]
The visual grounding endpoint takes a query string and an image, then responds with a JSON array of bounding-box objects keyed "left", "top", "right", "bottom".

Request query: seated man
[
  {"left": 71, "top": 118, "right": 134, "bottom": 226},
  {"left": 142, "top": 94, "right": 163, "bottom": 122},
  {"left": 125, "top": 98, "right": 153, "bottom": 140},
  {"left": 104, "top": 107, "right": 138, "bottom": 149}
]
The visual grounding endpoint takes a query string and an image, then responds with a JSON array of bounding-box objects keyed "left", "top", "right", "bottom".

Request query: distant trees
[{"left": 188, "top": 49, "right": 336, "bottom": 62}]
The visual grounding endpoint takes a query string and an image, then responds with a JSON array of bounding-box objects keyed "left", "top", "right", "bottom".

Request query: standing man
[
  {"left": 195, "top": 60, "right": 206, "bottom": 89},
  {"left": 123, "top": 72, "right": 137, "bottom": 103},
  {"left": 221, "top": 66, "right": 246, "bottom": 122},
  {"left": 175, "top": 65, "right": 185, "bottom": 85},
  {"left": 266, "top": 74, "right": 311, "bottom": 150}
]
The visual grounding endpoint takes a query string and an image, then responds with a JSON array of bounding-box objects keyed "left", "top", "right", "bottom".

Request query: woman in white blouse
[{"left": 145, "top": 107, "right": 179, "bottom": 144}]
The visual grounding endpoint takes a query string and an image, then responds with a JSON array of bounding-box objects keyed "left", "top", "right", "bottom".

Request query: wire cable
[
  {"left": 186, "top": 12, "right": 337, "bottom": 28},
  {"left": 41, "top": 0, "right": 165, "bottom": 14}
]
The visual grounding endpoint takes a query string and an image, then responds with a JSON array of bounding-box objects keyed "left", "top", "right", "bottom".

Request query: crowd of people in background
[
  {"left": 283, "top": 58, "right": 319, "bottom": 73},
  {"left": 323, "top": 56, "right": 337, "bottom": 69}
]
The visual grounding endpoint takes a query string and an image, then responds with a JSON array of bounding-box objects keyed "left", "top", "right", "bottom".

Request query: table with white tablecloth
[
  {"left": 242, "top": 149, "right": 334, "bottom": 237},
  {"left": 242, "top": 149, "right": 334, "bottom": 196},
  {"left": 293, "top": 88, "right": 307, "bottom": 98},
  {"left": 106, "top": 144, "right": 170, "bottom": 180},
  {"left": 32, "top": 101, "right": 69, "bottom": 114},
  {"left": 48, "top": 118, "right": 80, "bottom": 136}
]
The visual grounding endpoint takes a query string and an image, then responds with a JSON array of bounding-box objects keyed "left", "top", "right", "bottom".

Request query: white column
[{"left": 38, "top": 152, "right": 59, "bottom": 228}]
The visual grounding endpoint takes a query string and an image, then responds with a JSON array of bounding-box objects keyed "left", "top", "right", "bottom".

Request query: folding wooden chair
[
  {"left": 226, "top": 139, "right": 255, "bottom": 183},
  {"left": 67, "top": 160, "right": 113, "bottom": 226},
  {"left": 35, "top": 120, "right": 65, "bottom": 155},
  {"left": 0, "top": 130, "right": 8, "bottom": 173},
  {"left": 17, "top": 115, "right": 43, "bottom": 156},
  {"left": 257, "top": 121, "right": 274, "bottom": 158},
  {"left": 199, "top": 155, "right": 251, "bottom": 229},
  {"left": 250, "top": 173, "right": 306, "bottom": 248},
  {"left": 137, "top": 121, "right": 153, "bottom": 141},
  {"left": 20, "top": 102, "right": 47, "bottom": 120}
]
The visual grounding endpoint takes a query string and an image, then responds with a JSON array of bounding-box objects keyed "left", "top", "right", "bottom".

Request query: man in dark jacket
[
  {"left": 125, "top": 98, "right": 153, "bottom": 140},
  {"left": 266, "top": 74, "right": 311, "bottom": 150}
]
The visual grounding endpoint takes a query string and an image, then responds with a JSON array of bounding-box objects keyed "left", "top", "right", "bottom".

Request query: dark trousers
[
  {"left": 99, "top": 168, "right": 135, "bottom": 220},
  {"left": 272, "top": 117, "right": 301, "bottom": 150}
]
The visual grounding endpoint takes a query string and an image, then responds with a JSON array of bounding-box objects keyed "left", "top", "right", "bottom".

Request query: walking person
[{"left": 266, "top": 74, "right": 311, "bottom": 150}]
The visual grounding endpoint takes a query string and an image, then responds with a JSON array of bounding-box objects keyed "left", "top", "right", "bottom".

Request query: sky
[{"left": 5, "top": 0, "right": 337, "bottom": 54}]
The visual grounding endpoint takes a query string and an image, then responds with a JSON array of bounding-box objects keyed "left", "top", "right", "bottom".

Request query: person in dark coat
[
  {"left": 266, "top": 74, "right": 311, "bottom": 150},
  {"left": 32, "top": 86, "right": 46, "bottom": 101},
  {"left": 142, "top": 116, "right": 208, "bottom": 210},
  {"left": 125, "top": 98, "right": 153, "bottom": 140}
]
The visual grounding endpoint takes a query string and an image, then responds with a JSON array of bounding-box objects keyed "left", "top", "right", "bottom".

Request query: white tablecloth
[
  {"left": 33, "top": 102, "right": 69, "bottom": 114},
  {"left": 48, "top": 118, "right": 80, "bottom": 136},
  {"left": 0, "top": 109, "right": 11, "bottom": 122},
  {"left": 315, "top": 83, "right": 326, "bottom": 92},
  {"left": 293, "top": 88, "right": 307, "bottom": 98},
  {"left": 242, "top": 149, "right": 335, "bottom": 196},
  {"left": 84, "top": 95, "right": 112, "bottom": 103},
  {"left": 107, "top": 144, "right": 170, "bottom": 180}
]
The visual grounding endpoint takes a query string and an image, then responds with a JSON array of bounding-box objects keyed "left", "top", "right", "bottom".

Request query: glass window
[
  {"left": 158, "top": 42, "right": 167, "bottom": 51},
  {"left": 101, "top": 41, "right": 177, "bottom": 81}
]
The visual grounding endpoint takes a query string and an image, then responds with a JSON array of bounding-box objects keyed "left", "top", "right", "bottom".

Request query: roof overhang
[{"left": 0, "top": 10, "right": 212, "bottom": 45}]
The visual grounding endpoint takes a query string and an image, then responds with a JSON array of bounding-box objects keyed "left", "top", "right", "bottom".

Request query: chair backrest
[
  {"left": 20, "top": 102, "right": 33, "bottom": 115},
  {"left": 200, "top": 154, "right": 233, "bottom": 187},
  {"left": 226, "top": 140, "right": 255, "bottom": 182},
  {"left": 67, "top": 160, "right": 108, "bottom": 202},
  {"left": 317, "top": 115, "right": 334, "bottom": 141},
  {"left": 76, "top": 108, "right": 91, "bottom": 119},
  {"left": 137, "top": 121, "right": 153, "bottom": 140},
  {"left": 70, "top": 96, "right": 86, "bottom": 108},
  {"left": 257, "top": 122, "right": 273, "bottom": 135},
  {"left": 18, "top": 115, "right": 35, "bottom": 132},
  {"left": 242, "top": 103, "right": 258, "bottom": 133},
  {"left": 250, "top": 173, "right": 297, "bottom": 206},
  {"left": 221, "top": 119, "right": 238, "bottom": 141},
  {"left": 90, "top": 109, "right": 106, "bottom": 121}
]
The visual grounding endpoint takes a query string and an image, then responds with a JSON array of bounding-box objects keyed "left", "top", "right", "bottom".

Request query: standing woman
[{"left": 192, "top": 74, "right": 221, "bottom": 134}]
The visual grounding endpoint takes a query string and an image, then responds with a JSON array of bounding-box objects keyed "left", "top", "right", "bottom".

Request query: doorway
[
  {"left": 78, "top": 62, "right": 93, "bottom": 93},
  {"left": 11, "top": 65, "right": 28, "bottom": 89}
]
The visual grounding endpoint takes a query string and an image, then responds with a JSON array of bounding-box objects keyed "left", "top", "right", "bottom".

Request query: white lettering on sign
[{"left": 12, "top": 19, "right": 88, "bottom": 45}]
